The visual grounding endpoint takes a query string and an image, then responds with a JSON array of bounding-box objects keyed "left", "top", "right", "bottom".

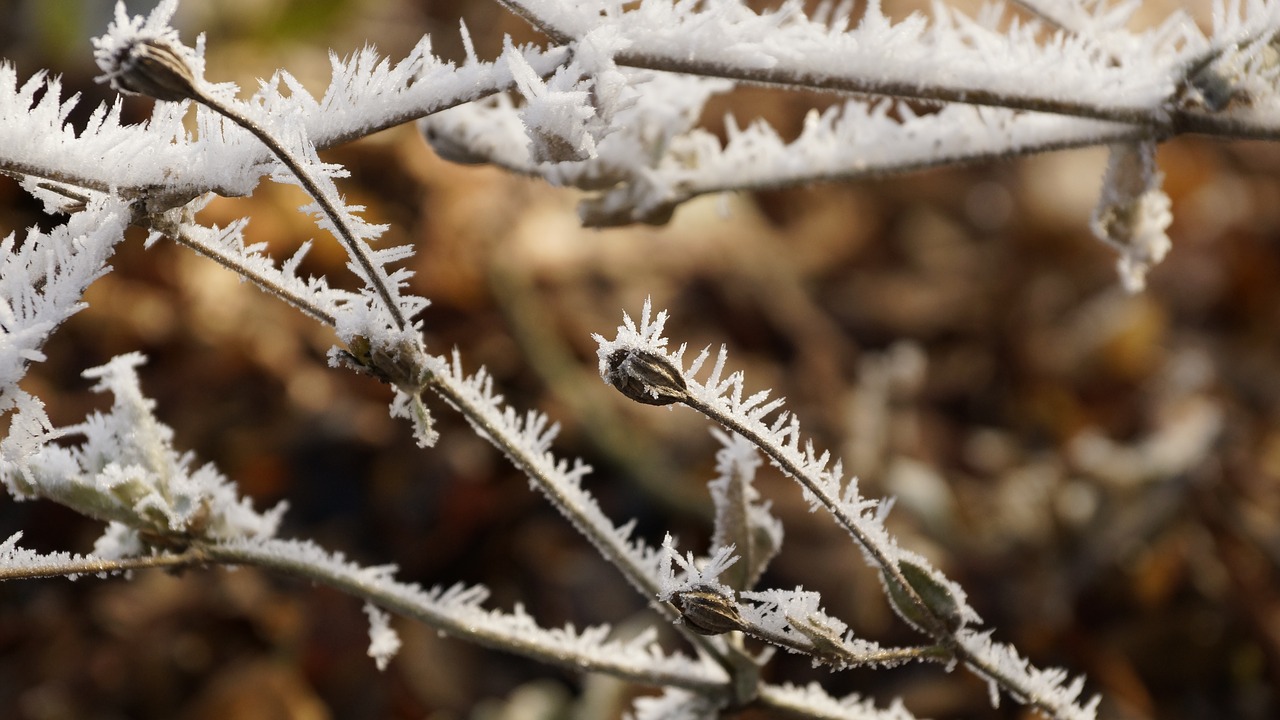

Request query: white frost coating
[
  {"left": 505, "top": 38, "right": 600, "bottom": 162},
  {"left": 92, "top": 0, "right": 206, "bottom": 95},
  {"left": 422, "top": 349, "right": 668, "bottom": 597},
  {"left": 0, "top": 532, "right": 111, "bottom": 580},
  {"left": 657, "top": 534, "right": 739, "bottom": 601},
  {"left": 957, "top": 629, "right": 1100, "bottom": 720},
  {"left": 512, "top": 0, "right": 1193, "bottom": 113},
  {"left": 171, "top": 215, "right": 360, "bottom": 323},
  {"left": 647, "top": 103, "right": 1136, "bottom": 203},
  {"left": 628, "top": 687, "right": 723, "bottom": 720},
  {"left": 0, "top": 354, "right": 286, "bottom": 546},
  {"left": 0, "top": 198, "right": 129, "bottom": 411},
  {"left": 0, "top": 18, "right": 567, "bottom": 197},
  {"left": 420, "top": 93, "right": 534, "bottom": 168},
  {"left": 1090, "top": 141, "right": 1172, "bottom": 292},
  {"left": 218, "top": 536, "right": 726, "bottom": 687},
  {"left": 756, "top": 683, "right": 921, "bottom": 720},
  {"left": 363, "top": 603, "right": 402, "bottom": 671}
]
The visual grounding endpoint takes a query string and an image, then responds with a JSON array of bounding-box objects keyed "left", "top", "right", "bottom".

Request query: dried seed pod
[
  {"left": 109, "top": 38, "right": 201, "bottom": 102},
  {"left": 673, "top": 586, "right": 745, "bottom": 635},
  {"left": 884, "top": 559, "right": 964, "bottom": 633},
  {"left": 602, "top": 348, "right": 689, "bottom": 406}
]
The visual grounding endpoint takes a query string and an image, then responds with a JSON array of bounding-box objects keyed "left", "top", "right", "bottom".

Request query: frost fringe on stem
[
  {"left": 597, "top": 300, "right": 1100, "bottom": 720},
  {"left": 0, "top": 357, "right": 727, "bottom": 693},
  {"left": 3, "top": 2, "right": 1280, "bottom": 281},
  {"left": 3, "top": 0, "right": 1270, "bottom": 717}
]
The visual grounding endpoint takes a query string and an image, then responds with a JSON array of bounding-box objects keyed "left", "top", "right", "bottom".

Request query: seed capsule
[
  {"left": 603, "top": 348, "right": 689, "bottom": 406},
  {"left": 673, "top": 586, "right": 744, "bottom": 636},
  {"left": 109, "top": 38, "right": 201, "bottom": 102}
]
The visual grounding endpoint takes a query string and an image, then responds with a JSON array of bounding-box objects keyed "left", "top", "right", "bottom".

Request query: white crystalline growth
[
  {"left": 363, "top": 603, "right": 402, "bottom": 671},
  {"left": 1091, "top": 141, "right": 1172, "bottom": 293},
  {"left": 0, "top": 353, "right": 286, "bottom": 548}
]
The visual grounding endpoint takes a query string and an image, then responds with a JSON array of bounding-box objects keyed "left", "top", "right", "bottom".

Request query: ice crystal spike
[
  {"left": 105, "top": 38, "right": 200, "bottom": 102},
  {"left": 603, "top": 347, "right": 689, "bottom": 406}
]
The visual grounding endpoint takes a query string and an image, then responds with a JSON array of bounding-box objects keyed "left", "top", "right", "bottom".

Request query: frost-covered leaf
[
  {"left": 707, "top": 430, "right": 782, "bottom": 591},
  {"left": 0, "top": 199, "right": 129, "bottom": 412},
  {"left": 0, "top": 354, "right": 285, "bottom": 547}
]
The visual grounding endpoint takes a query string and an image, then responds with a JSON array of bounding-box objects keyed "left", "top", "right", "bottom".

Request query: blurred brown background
[{"left": 2, "top": 1, "right": 1279, "bottom": 718}]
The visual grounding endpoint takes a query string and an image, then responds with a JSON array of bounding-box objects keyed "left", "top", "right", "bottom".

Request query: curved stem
[
  {"left": 191, "top": 89, "right": 407, "bottom": 329},
  {"left": 423, "top": 370, "right": 744, "bottom": 682}
]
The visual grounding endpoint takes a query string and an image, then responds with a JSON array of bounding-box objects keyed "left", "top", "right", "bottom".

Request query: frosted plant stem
[
  {"left": 158, "top": 220, "right": 338, "bottom": 327},
  {"left": 190, "top": 91, "right": 407, "bottom": 329},
  {"left": 615, "top": 51, "right": 1161, "bottom": 126},
  {"left": 672, "top": 124, "right": 1154, "bottom": 204},
  {"left": 423, "top": 372, "right": 744, "bottom": 682},
  {"left": 0, "top": 541, "right": 724, "bottom": 692},
  {"left": 199, "top": 541, "right": 725, "bottom": 692},
  {"left": 678, "top": 395, "right": 1082, "bottom": 719},
  {"left": 0, "top": 549, "right": 203, "bottom": 581},
  {"left": 495, "top": 0, "right": 1162, "bottom": 127}
]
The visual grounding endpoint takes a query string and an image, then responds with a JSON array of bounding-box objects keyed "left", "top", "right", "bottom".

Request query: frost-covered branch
[
  {"left": 0, "top": 533, "right": 202, "bottom": 581},
  {"left": 0, "top": 530, "right": 726, "bottom": 692},
  {"left": 418, "top": 350, "right": 759, "bottom": 693},
  {"left": 93, "top": 1, "right": 424, "bottom": 331},
  {"left": 204, "top": 537, "right": 728, "bottom": 692},
  {"left": 0, "top": 356, "right": 731, "bottom": 694},
  {"left": 497, "top": 0, "right": 1254, "bottom": 126},
  {"left": 596, "top": 301, "right": 1099, "bottom": 720}
]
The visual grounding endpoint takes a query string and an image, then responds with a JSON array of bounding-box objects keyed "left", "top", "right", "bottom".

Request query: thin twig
[
  {"left": 190, "top": 91, "right": 407, "bottom": 329},
  {"left": 157, "top": 220, "right": 339, "bottom": 327},
  {"left": 0, "top": 548, "right": 206, "bottom": 581}
]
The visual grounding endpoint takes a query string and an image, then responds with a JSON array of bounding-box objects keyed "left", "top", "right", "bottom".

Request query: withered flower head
[
  {"left": 672, "top": 585, "right": 745, "bottom": 636},
  {"left": 602, "top": 348, "right": 689, "bottom": 406},
  {"left": 103, "top": 37, "right": 201, "bottom": 103}
]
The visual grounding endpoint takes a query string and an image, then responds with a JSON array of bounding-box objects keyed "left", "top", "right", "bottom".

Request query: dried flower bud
[
  {"left": 108, "top": 38, "right": 201, "bottom": 102},
  {"left": 884, "top": 560, "right": 964, "bottom": 633},
  {"left": 603, "top": 348, "right": 689, "bottom": 406},
  {"left": 341, "top": 335, "right": 431, "bottom": 393},
  {"left": 673, "top": 586, "right": 744, "bottom": 636}
]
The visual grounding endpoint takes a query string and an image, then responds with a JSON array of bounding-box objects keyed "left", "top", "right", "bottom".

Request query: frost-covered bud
[
  {"left": 105, "top": 38, "right": 201, "bottom": 102},
  {"left": 602, "top": 348, "right": 689, "bottom": 406},
  {"left": 673, "top": 586, "right": 745, "bottom": 635},
  {"left": 884, "top": 560, "right": 964, "bottom": 633}
]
